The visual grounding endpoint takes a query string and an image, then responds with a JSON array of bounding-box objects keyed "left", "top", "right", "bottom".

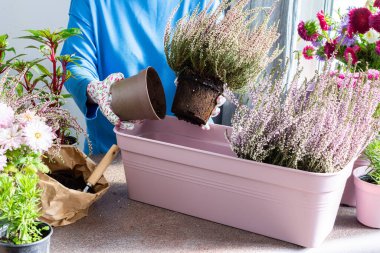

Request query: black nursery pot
[
  {"left": 0, "top": 223, "right": 53, "bottom": 253},
  {"left": 171, "top": 71, "right": 223, "bottom": 126}
]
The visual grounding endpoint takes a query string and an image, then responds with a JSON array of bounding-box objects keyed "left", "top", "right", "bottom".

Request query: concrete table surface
[{"left": 51, "top": 155, "right": 380, "bottom": 253}]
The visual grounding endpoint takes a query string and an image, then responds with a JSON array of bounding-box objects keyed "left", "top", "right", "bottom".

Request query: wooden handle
[{"left": 87, "top": 144, "right": 120, "bottom": 187}]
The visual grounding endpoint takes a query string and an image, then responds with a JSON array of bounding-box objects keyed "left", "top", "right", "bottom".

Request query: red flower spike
[
  {"left": 317, "top": 11, "right": 329, "bottom": 31},
  {"left": 349, "top": 8, "right": 371, "bottom": 34}
]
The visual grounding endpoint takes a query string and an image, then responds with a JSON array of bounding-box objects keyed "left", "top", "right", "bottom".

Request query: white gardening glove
[
  {"left": 201, "top": 95, "right": 226, "bottom": 130},
  {"left": 87, "top": 73, "right": 136, "bottom": 130}
]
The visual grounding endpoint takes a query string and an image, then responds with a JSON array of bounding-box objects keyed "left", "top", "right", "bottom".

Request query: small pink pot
[
  {"left": 354, "top": 166, "right": 380, "bottom": 228},
  {"left": 341, "top": 156, "right": 370, "bottom": 207}
]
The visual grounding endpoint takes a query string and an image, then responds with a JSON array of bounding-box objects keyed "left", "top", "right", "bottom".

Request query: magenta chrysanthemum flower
[
  {"left": 369, "top": 13, "right": 380, "bottom": 33},
  {"left": 324, "top": 40, "right": 337, "bottom": 59},
  {"left": 317, "top": 10, "right": 329, "bottom": 31},
  {"left": 374, "top": 0, "right": 380, "bottom": 8},
  {"left": 344, "top": 47, "right": 358, "bottom": 64},
  {"left": 376, "top": 41, "right": 380, "bottom": 55},
  {"left": 348, "top": 8, "right": 371, "bottom": 34},
  {"left": 302, "top": 45, "right": 315, "bottom": 60},
  {"left": 298, "top": 21, "right": 319, "bottom": 42}
]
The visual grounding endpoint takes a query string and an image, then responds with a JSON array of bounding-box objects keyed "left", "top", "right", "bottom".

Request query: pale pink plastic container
[
  {"left": 341, "top": 157, "right": 370, "bottom": 207},
  {"left": 354, "top": 166, "right": 380, "bottom": 228},
  {"left": 115, "top": 116, "right": 353, "bottom": 248}
]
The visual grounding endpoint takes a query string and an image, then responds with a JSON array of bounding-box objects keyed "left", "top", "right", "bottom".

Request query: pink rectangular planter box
[{"left": 114, "top": 116, "right": 352, "bottom": 248}]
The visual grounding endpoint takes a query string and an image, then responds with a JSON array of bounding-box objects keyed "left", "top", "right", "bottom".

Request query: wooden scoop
[{"left": 83, "top": 145, "right": 120, "bottom": 193}]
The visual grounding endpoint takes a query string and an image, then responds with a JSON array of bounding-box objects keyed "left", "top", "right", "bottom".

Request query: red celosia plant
[
  {"left": 298, "top": 1, "right": 380, "bottom": 71},
  {"left": 19, "top": 29, "right": 81, "bottom": 97},
  {"left": 227, "top": 63, "right": 380, "bottom": 173}
]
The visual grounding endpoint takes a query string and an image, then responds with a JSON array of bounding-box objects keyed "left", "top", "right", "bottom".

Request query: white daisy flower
[
  {"left": 0, "top": 102, "right": 14, "bottom": 128},
  {"left": 24, "top": 120, "right": 55, "bottom": 152},
  {"left": 0, "top": 125, "right": 23, "bottom": 150}
]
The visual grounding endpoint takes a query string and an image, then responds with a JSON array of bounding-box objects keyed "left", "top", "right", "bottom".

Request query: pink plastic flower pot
[
  {"left": 341, "top": 157, "right": 370, "bottom": 207},
  {"left": 114, "top": 116, "right": 353, "bottom": 248},
  {"left": 354, "top": 166, "right": 380, "bottom": 228}
]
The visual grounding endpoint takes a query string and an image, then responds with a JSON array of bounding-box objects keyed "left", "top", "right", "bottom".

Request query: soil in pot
[
  {"left": 61, "top": 136, "right": 77, "bottom": 145},
  {"left": 0, "top": 222, "right": 52, "bottom": 253},
  {"left": 48, "top": 170, "right": 94, "bottom": 193},
  {"left": 172, "top": 71, "right": 223, "bottom": 126}
]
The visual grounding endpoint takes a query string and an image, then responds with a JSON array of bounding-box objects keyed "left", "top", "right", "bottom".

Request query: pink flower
[
  {"left": 344, "top": 47, "right": 359, "bottom": 65},
  {"left": 376, "top": 41, "right": 380, "bottom": 55},
  {"left": 348, "top": 8, "right": 371, "bottom": 34},
  {"left": 302, "top": 45, "right": 315, "bottom": 60},
  {"left": 368, "top": 69, "right": 380, "bottom": 80},
  {"left": 0, "top": 125, "right": 23, "bottom": 150},
  {"left": 0, "top": 103, "right": 14, "bottom": 128},
  {"left": 298, "top": 21, "right": 319, "bottom": 42},
  {"left": 317, "top": 11, "right": 329, "bottom": 31},
  {"left": 324, "top": 40, "right": 337, "bottom": 59},
  {"left": 370, "top": 13, "right": 380, "bottom": 33},
  {"left": 374, "top": 0, "right": 380, "bottom": 8}
]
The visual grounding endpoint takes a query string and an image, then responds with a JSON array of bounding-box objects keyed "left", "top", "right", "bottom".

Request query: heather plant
[
  {"left": 164, "top": 0, "right": 281, "bottom": 92},
  {"left": 228, "top": 63, "right": 380, "bottom": 173}
]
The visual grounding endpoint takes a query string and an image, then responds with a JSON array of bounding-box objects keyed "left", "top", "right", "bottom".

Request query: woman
[{"left": 62, "top": 0, "right": 220, "bottom": 154}]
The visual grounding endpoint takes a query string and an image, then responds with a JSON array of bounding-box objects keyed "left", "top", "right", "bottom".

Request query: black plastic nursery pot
[
  {"left": 171, "top": 71, "right": 223, "bottom": 126},
  {"left": 0, "top": 223, "right": 53, "bottom": 253}
]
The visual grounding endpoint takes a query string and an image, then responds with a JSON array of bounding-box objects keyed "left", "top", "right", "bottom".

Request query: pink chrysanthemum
[
  {"left": 302, "top": 45, "right": 315, "bottom": 60},
  {"left": 375, "top": 0, "right": 380, "bottom": 8},
  {"left": 368, "top": 69, "right": 380, "bottom": 80},
  {"left": 317, "top": 11, "right": 329, "bottom": 31},
  {"left": 348, "top": 8, "right": 371, "bottom": 34},
  {"left": 0, "top": 102, "right": 14, "bottom": 128},
  {"left": 0, "top": 125, "right": 23, "bottom": 151},
  {"left": 376, "top": 41, "right": 380, "bottom": 55},
  {"left": 344, "top": 47, "right": 359, "bottom": 65},
  {"left": 370, "top": 13, "right": 380, "bottom": 33},
  {"left": 298, "top": 21, "right": 319, "bottom": 42},
  {"left": 324, "top": 40, "right": 337, "bottom": 59}
]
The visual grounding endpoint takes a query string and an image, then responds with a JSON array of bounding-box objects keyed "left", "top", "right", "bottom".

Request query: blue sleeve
[{"left": 61, "top": 0, "right": 99, "bottom": 119}]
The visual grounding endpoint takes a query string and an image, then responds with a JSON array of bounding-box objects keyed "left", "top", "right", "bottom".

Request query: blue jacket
[{"left": 62, "top": 0, "right": 217, "bottom": 154}]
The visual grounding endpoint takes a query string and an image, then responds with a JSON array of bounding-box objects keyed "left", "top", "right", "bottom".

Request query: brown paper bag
[{"left": 39, "top": 145, "right": 109, "bottom": 227}]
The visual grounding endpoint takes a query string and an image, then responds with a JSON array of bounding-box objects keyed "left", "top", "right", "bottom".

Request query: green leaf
[{"left": 36, "top": 64, "right": 52, "bottom": 77}]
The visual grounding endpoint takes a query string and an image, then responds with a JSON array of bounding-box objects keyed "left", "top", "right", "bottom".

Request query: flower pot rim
[
  {"left": 114, "top": 116, "right": 353, "bottom": 178},
  {"left": 353, "top": 166, "right": 380, "bottom": 190},
  {"left": 0, "top": 222, "right": 53, "bottom": 248}
]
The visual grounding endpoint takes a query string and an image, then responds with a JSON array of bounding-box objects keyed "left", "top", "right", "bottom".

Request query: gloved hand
[
  {"left": 87, "top": 73, "right": 136, "bottom": 130},
  {"left": 201, "top": 95, "right": 226, "bottom": 130}
]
